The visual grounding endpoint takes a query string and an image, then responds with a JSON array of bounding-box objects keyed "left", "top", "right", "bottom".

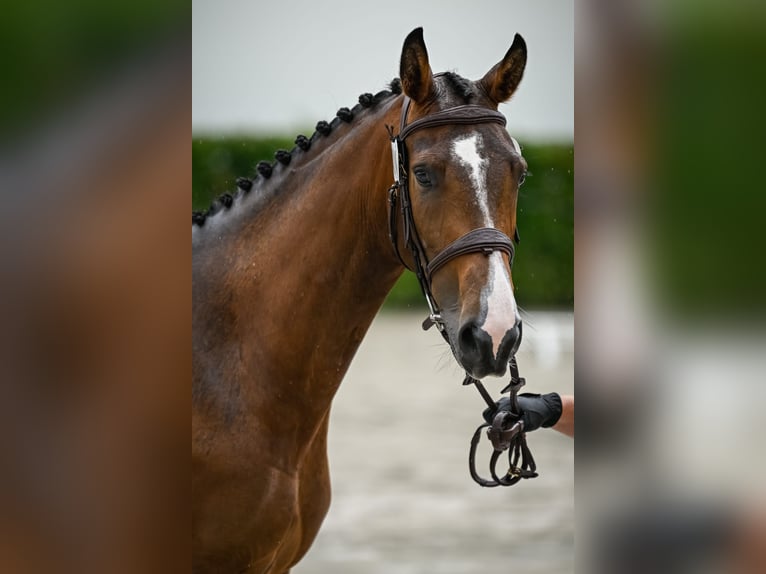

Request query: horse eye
[
  {"left": 413, "top": 168, "right": 432, "bottom": 187},
  {"left": 519, "top": 172, "right": 527, "bottom": 186}
]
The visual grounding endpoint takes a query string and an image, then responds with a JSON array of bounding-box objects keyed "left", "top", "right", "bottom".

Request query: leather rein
[{"left": 386, "top": 95, "right": 537, "bottom": 487}]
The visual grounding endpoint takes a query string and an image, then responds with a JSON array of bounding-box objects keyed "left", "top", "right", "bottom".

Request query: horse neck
[{"left": 218, "top": 98, "right": 405, "bottom": 422}]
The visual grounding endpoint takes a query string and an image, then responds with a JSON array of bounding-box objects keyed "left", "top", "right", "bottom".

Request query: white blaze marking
[
  {"left": 484, "top": 252, "right": 519, "bottom": 356},
  {"left": 452, "top": 134, "right": 491, "bottom": 226},
  {"left": 452, "top": 134, "right": 519, "bottom": 359}
]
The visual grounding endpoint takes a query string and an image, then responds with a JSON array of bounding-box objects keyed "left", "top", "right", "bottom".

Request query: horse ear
[
  {"left": 480, "top": 33, "right": 527, "bottom": 104},
  {"left": 400, "top": 27, "right": 434, "bottom": 104}
]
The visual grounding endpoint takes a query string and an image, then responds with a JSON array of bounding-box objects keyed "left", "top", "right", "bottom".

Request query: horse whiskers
[
  {"left": 434, "top": 345, "right": 461, "bottom": 376},
  {"left": 517, "top": 304, "right": 536, "bottom": 331}
]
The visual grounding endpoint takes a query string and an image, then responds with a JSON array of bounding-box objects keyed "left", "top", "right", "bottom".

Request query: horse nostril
[
  {"left": 459, "top": 323, "right": 482, "bottom": 357},
  {"left": 457, "top": 321, "right": 496, "bottom": 378}
]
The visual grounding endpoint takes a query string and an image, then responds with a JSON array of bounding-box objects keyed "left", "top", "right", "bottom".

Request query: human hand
[{"left": 482, "top": 392, "right": 563, "bottom": 432}]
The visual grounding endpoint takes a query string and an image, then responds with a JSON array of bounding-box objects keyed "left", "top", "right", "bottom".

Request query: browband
[{"left": 399, "top": 97, "right": 507, "bottom": 141}]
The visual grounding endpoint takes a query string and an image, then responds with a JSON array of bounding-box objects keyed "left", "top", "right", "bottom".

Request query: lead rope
[{"left": 466, "top": 356, "right": 538, "bottom": 487}]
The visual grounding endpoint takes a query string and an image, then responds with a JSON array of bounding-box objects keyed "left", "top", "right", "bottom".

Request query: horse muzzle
[{"left": 456, "top": 318, "right": 522, "bottom": 379}]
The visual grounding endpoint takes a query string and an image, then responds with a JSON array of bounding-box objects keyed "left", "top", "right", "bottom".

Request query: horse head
[{"left": 395, "top": 28, "right": 528, "bottom": 380}]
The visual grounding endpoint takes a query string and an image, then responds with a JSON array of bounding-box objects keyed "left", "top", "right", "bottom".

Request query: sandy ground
[{"left": 294, "top": 311, "right": 574, "bottom": 574}]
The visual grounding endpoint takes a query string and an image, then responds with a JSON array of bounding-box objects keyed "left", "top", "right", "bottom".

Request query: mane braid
[
  {"left": 206, "top": 198, "right": 224, "bottom": 217},
  {"left": 315, "top": 120, "right": 332, "bottom": 136},
  {"left": 256, "top": 161, "right": 273, "bottom": 178},
  {"left": 441, "top": 71, "right": 475, "bottom": 102},
  {"left": 295, "top": 134, "right": 311, "bottom": 151},
  {"left": 237, "top": 177, "right": 253, "bottom": 192},
  {"left": 372, "top": 89, "right": 391, "bottom": 105},
  {"left": 336, "top": 107, "right": 353, "bottom": 122},
  {"left": 275, "top": 149, "right": 292, "bottom": 165},
  {"left": 358, "top": 93, "right": 374, "bottom": 107},
  {"left": 192, "top": 83, "right": 402, "bottom": 227},
  {"left": 219, "top": 193, "right": 233, "bottom": 208}
]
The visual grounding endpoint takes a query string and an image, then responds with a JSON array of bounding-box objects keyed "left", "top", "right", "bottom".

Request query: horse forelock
[{"left": 438, "top": 71, "right": 476, "bottom": 103}]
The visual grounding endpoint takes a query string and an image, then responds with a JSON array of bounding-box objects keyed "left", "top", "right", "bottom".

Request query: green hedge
[{"left": 192, "top": 137, "right": 573, "bottom": 309}]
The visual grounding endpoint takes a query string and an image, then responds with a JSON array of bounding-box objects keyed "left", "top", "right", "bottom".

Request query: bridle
[
  {"left": 386, "top": 93, "right": 537, "bottom": 487},
  {"left": 386, "top": 95, "right": 518, "bottom": 335}
]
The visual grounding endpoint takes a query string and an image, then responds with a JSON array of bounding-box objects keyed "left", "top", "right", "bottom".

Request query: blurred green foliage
[
  {"left": 655, "top": 14, "right": 766, "bottom": 320},
  {"left": 0, "top": 0, "right": 188, "bottom": 140},
  {"left": 193, "top": 137, "right": 573, "bottom": 309}
]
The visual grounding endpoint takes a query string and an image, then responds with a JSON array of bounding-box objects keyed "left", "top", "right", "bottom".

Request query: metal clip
[
  {"left": 422, "top": 313, "right": 444, "bottom": 331},
  {"left": 421, "top": 292, "right": 445, "bottom": 332}
]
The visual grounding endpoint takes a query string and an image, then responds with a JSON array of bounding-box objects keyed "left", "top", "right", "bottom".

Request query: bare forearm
[{"left": 553, "top": 394, "right": 574, "bottom": 437}]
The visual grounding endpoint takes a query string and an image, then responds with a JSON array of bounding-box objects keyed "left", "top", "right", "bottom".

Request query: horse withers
[{"left": 192, "top": 28, "right": 528, "bottom": 573}]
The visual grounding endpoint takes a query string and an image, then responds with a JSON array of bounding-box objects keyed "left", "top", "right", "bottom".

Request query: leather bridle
[
  {"left": 387, "top": 95, "right": 518, "bottom": 336},
  {"left": 386, "top": 94, "right": 537, "bottom": 487}
]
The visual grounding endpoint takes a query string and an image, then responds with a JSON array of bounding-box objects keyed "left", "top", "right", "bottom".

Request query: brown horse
[{"left": 192, "top": 28, "right": 528, "bottom": 573}]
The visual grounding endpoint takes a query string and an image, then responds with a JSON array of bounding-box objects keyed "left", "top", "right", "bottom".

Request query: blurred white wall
[{"left": 193, "top": 0, "right": 573, "bottom": 140}]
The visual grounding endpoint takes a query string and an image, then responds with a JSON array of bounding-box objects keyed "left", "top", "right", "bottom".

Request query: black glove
[{"left": 482, "top": 392, "right": 562, "bottom": 432}]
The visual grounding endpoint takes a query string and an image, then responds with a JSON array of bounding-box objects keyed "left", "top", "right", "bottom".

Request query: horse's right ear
[
  {"left": 400, "top": 27, "right": 434, "bottom": 104},
  {"left": 480, "top": 33, "right": 527, "bottom": 104}
]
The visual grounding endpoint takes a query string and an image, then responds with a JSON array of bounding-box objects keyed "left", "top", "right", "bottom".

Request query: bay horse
[{"left": 192, "top": 28, "right": 528, "bottom": 573}]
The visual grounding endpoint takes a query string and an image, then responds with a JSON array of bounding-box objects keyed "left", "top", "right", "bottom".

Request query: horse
[{"left": 192, "top": 27, "right": 528, "bottom": 573}]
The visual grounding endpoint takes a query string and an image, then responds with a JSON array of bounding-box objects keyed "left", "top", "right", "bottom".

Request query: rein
[
  {"left": 386, "top": 95, "right": 537, "bottom": 487},
  {"left": 466, "top": 357, "right": 538, "bottom": 487}
]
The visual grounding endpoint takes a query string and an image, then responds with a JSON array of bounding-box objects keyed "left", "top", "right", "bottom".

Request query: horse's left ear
[{"left": 480, "top": 33, "right": 527, "bottom": 104}]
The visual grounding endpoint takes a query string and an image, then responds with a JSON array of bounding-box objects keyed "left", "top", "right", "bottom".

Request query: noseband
[
  {"left": 387, "top": 96, "right": 518, "bottom": 336},
  {"left": 386, "top": 95, "right": 537, "bottom": 488}
]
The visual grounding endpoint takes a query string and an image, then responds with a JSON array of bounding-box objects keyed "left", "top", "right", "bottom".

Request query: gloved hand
[{"left": 482, "top": 392, "right": 562, "bottom": 432}]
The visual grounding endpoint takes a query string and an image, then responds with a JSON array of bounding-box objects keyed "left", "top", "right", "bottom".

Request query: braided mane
[{"left": 192, "top": 79, "right": 403, "bottom": 227}]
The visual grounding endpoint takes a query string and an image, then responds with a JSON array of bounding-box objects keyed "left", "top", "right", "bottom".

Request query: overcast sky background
[{"left": 193, "top": 0, "right": 572, "bottom": 141}]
